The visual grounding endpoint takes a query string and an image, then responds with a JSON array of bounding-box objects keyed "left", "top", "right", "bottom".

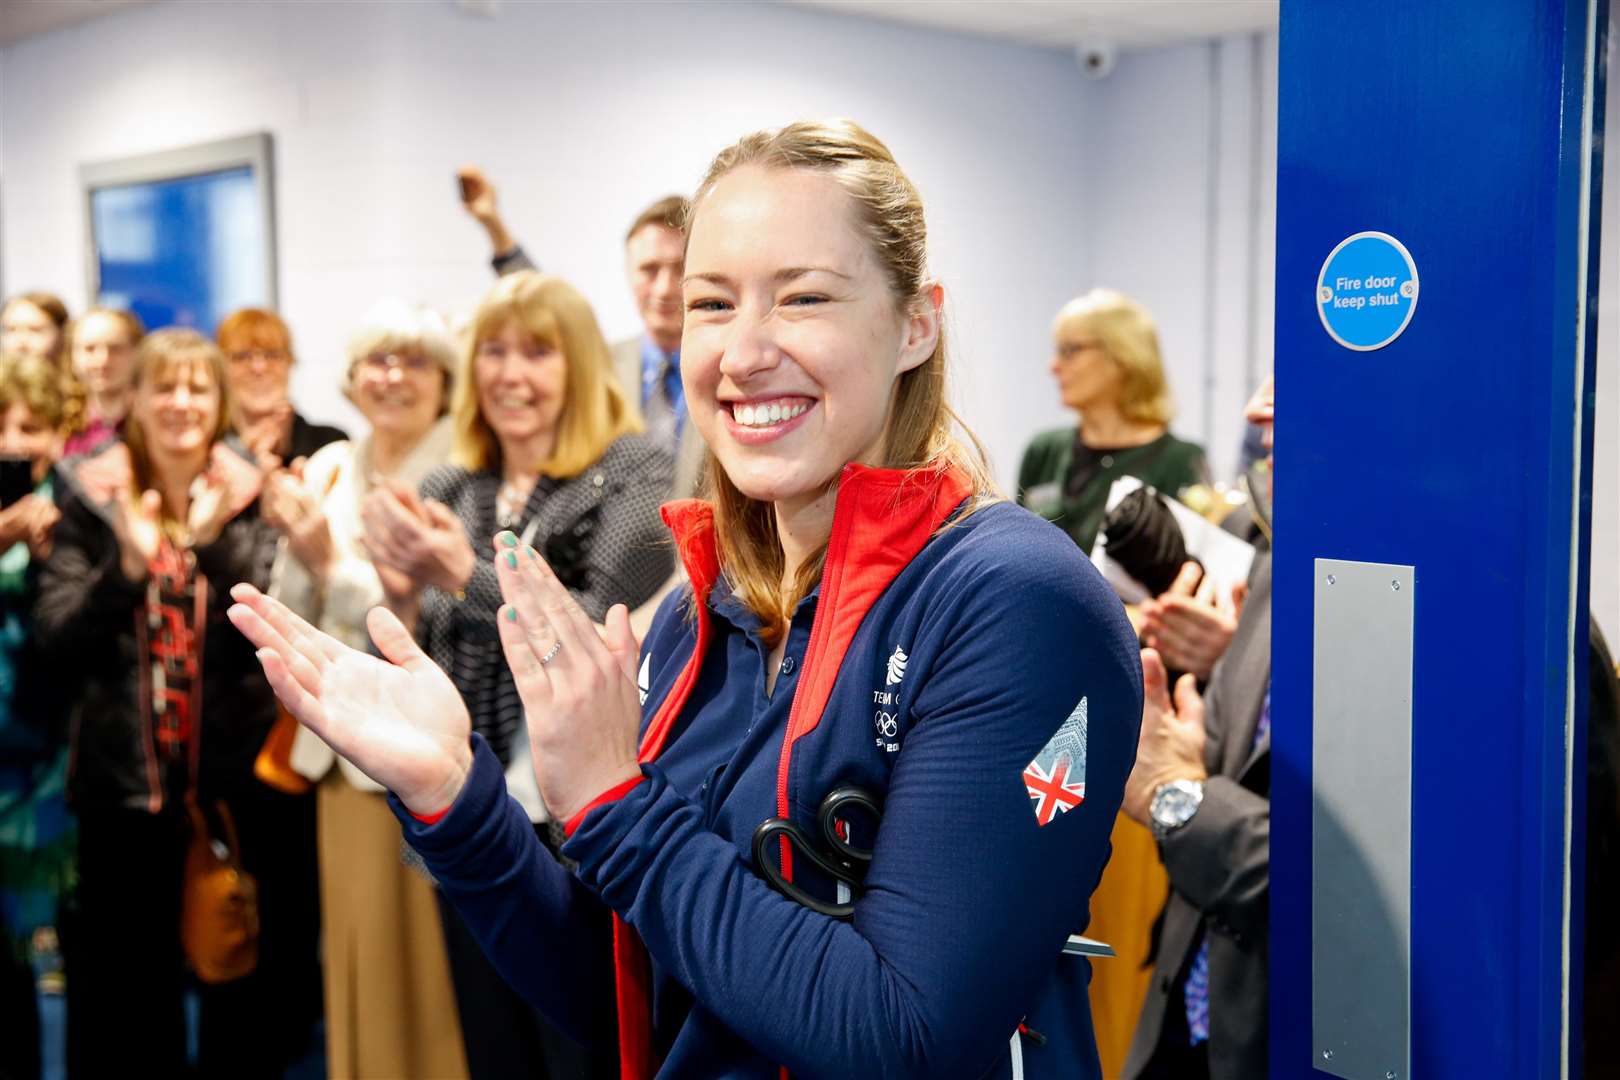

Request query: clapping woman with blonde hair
[{"left": 231, "top": 121, "right": 1141, "bottom": 1079}]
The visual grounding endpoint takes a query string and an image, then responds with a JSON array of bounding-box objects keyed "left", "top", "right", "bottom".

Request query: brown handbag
[{"left": 180, "top": 792, "right": 260, "bottom": 984}]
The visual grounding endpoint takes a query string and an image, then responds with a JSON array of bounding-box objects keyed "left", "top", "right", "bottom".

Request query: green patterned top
[{"left": 1016, "top": 427, "right": 1208, "bottom": 554}]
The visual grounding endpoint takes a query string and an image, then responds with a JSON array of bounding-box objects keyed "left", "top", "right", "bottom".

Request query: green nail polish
[
  {"left": 505, "top": 551, "right": 518, "bottom": 569},
  {"left": 499, "top": 531, "right": 518, "bottom": 548},
  {"left": 525, "top": 546, "right": 539, "bottom": 562},
  {"left": 505, "top": 606, "right": 518, "bottom": 622}
]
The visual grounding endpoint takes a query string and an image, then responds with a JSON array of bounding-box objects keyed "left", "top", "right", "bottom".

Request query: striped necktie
[{"left": 642, "top": 354, "right": 678, "bottom": 456}]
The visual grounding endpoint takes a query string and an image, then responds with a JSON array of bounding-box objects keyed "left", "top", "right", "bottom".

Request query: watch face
[{"left": 1152, "top": 781, "right": 1203, "bottom": 832}]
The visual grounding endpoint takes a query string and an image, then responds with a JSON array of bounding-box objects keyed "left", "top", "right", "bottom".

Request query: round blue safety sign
[{"left": 1315, "top": 232, "right": 1419, "bottom": 351}]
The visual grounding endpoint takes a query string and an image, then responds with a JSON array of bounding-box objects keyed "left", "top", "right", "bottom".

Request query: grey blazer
[
  {"left": 1123, "top": 554, "right": 1272, "bottom": 1080},
  {"left": 609, "top": 334, "right": 706, "bottom": 499},
  {"left": 494, "top": 245, "right": 705, "bottom": 500}
]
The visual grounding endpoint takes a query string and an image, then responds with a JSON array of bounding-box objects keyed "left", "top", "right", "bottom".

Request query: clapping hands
[
  {"left": 1137, "top": 561, "right": 1245, "bottom": 680},
  {"left": 230, "top": 532, "right": 646, "bottom": 824},
  {"left": 262, "top": 458, "right": 336, "bottom": 580},
  {"left": 227, "top": 584, "right": 474, "bottom": 816},
  {"left": 360, "top": 481, "right": 475, "bottom": 596}
]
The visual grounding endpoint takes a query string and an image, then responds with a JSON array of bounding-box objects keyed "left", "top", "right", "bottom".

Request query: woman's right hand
[
  {"left": 456, "top": 165, "right": 516, "bottom": 255},
  {"left": 111, "top": 489, "right": 164, "bottom": 581},
  {"left": 227, "top": 584, "right": 473, "bottom": 816}
]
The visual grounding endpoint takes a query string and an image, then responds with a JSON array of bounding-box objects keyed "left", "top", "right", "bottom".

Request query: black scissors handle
[
  {"left": 752, "top": 819, "right": 860, "bottom": 920},
  {"left": 817, "top": 785, "right": 880, "bottom": 867}
]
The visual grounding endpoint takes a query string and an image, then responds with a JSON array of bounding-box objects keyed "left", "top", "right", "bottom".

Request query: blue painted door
[{"left": 1271, "top": 1, "right": 1607, "bottom": 1077}]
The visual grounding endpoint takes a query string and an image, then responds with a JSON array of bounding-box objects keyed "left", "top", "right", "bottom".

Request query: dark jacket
[
  {"left": 397, "top": 466, "right": 1144, "bottom": 1079},
  {"left": 1124, "top": 554, "right": 1271, "bottom": 1080},
  {"left": 34, "top": 451, "right": 279, "bottom": 813}
]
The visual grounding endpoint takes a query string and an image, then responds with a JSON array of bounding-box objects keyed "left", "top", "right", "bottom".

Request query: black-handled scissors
[{"left": 752, "top": 785, "right": 881, "bottom": 920}]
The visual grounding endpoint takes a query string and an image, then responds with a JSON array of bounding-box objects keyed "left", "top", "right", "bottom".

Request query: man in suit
[
  {"left": 1121, "top": 376, "right": 1273, "bottom": 1080},
  {"left": 459, "top": 168, "right": 705, "bottom": 497}
]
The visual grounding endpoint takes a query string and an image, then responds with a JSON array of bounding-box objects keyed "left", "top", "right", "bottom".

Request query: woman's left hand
[
  {"left": 263, "top": 461, "right": 336, "bottom": 580},
  {"left": 493, "top": 533, "right": 643, "bottom": 824},
  {"left": 360, "top": 482, "right": 476, "bottom": 595}
]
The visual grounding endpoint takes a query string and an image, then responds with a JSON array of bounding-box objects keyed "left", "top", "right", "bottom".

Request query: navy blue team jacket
[{"left": 394, "top": 462, "right": 1143, "bottom": 1079}]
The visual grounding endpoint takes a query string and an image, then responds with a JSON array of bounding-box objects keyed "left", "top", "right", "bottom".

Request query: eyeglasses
[
  {"left": 358, "top": 352, "right": 436, "bottom": 376},
  {"left": 1054, "top": 341, "right": 1105, "bottom": 361},
  {"left": 227, "top": 348, "right": 291, "bottom": 368}
]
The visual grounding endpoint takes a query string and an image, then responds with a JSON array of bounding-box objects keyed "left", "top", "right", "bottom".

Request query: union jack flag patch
[{"left": 1023, "top": 697, "right": 1087, "bottom": 826}]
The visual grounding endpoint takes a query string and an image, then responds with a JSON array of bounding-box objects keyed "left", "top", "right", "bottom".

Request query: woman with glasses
[
  {"left": 1017, "top": 290, "right": 1207, "bottom": 556},
  {"left": 217, "top": 308, "right": 347, "bottom": 468},
  {"left": 353, "top": 271, "right": 672, "bottom": 1080},
  {"left": 261, "top": 300, "right": 466, "bottom": 1079}
]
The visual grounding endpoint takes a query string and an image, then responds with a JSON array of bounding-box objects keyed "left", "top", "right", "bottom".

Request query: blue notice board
[{"left": 89, "top": 165, "right": 271, "bottom": 335}]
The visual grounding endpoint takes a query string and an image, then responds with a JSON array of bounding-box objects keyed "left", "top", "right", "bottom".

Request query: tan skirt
[{"left": 318, "top": 774, "right": 469, "bottom": 1080}]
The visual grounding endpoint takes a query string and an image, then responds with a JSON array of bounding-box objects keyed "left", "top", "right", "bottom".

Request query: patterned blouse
[{"left": 415, "top": 433, "right": 674, "bottom": 769}]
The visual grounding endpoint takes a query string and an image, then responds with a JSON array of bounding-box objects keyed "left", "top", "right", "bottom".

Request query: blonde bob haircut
[
  {"left": 451, "top": 272, "right": 639, "bottom": 477},
  {"left": 123, "top": 328, "right": 234, "bottom": 498},
  {"left": 1054, "top": 288, "right": 1175, "bottom": 425},
  {"left": 687, "top": 119, "right": 996, "bottom": 644},
  {"left": 343, "top": 299, "right": 457, "bottom": 415}
]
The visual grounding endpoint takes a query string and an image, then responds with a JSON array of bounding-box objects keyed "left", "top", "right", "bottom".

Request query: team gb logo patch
[{"left": 1023, "top": 697, "right": 1087, "bottom": 826}]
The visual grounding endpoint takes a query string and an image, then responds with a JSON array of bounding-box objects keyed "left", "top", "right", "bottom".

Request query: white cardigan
[{"left": 269, "top": 420, "right": 454, "bottom": 795}]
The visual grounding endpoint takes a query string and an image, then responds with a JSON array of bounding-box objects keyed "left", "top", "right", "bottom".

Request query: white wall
[
  {"left": 2, "top": 3, "right": 1613, "bottom": 638},
  {"left": 1078, "top": 31, "right": 1277, "bottom": 484},
  {"left": 0, "top": 0, "right": 1094, "bottom": 489}
]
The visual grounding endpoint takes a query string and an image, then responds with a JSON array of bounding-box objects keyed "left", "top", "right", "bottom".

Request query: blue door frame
[{"left": 1271, "top": 1, "right": 1607, "bottom": 1077}]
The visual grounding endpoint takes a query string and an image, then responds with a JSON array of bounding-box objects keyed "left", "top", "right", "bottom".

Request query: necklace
[{"left": 497, "top": 474, "right": 537, "bottom": 526}]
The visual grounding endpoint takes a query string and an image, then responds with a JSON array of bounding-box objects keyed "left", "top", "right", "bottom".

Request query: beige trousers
[{"left": 317, "top": 774, "right": 469, "bottom": 1080}]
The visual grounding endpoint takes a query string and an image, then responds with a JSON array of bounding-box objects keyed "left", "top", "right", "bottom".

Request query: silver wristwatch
[{"left": 1149, "top": 778, "right": 1205, "bottom": 841}]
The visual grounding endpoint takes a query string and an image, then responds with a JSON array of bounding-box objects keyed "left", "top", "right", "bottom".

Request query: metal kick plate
[{"left": 1312, "top": 559, "right": 1412, "bottom": 1079}]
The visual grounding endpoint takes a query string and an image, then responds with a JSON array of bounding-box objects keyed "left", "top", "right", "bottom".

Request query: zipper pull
[{"left": 1017, "top": 1021, "right": 1047, "bottom": 1047}]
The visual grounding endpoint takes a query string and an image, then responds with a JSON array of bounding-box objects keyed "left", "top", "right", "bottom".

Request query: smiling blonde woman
[
  {"left": 354, "top": 272, "right": 672, "bottom": 1080},
  {"left": 230, "top": 121, "right": 1142, "bottom": 1080}
]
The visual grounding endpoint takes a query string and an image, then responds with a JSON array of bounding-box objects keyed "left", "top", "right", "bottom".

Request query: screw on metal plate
[
  {"left": 1386, "top": 1071, "right": 1397, "bottom": 1079},
  {"left": 1322, "top": 1049, "right": 1334, "bottom": 1062},
  {"left": 1391, "top": 579, "right": 1401, "bottom": 591},
  {"left": 1327, "top": 574, "right": 1337, "bottom": 586}
]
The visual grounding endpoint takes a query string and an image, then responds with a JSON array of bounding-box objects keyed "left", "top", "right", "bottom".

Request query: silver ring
[{"left": 539, "top": 640, "right": 562, "bottom": 666}]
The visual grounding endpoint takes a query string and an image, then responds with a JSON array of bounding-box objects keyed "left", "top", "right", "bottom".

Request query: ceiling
[
  {"left": 0, "top": 0, "right": 1281, "bottom": 53},
  {"left": 779, "top": 0, "right": 1279, "bottom": 51},
  {"left": 0, "top": 0, "right": 149, "bottom": 47}
]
